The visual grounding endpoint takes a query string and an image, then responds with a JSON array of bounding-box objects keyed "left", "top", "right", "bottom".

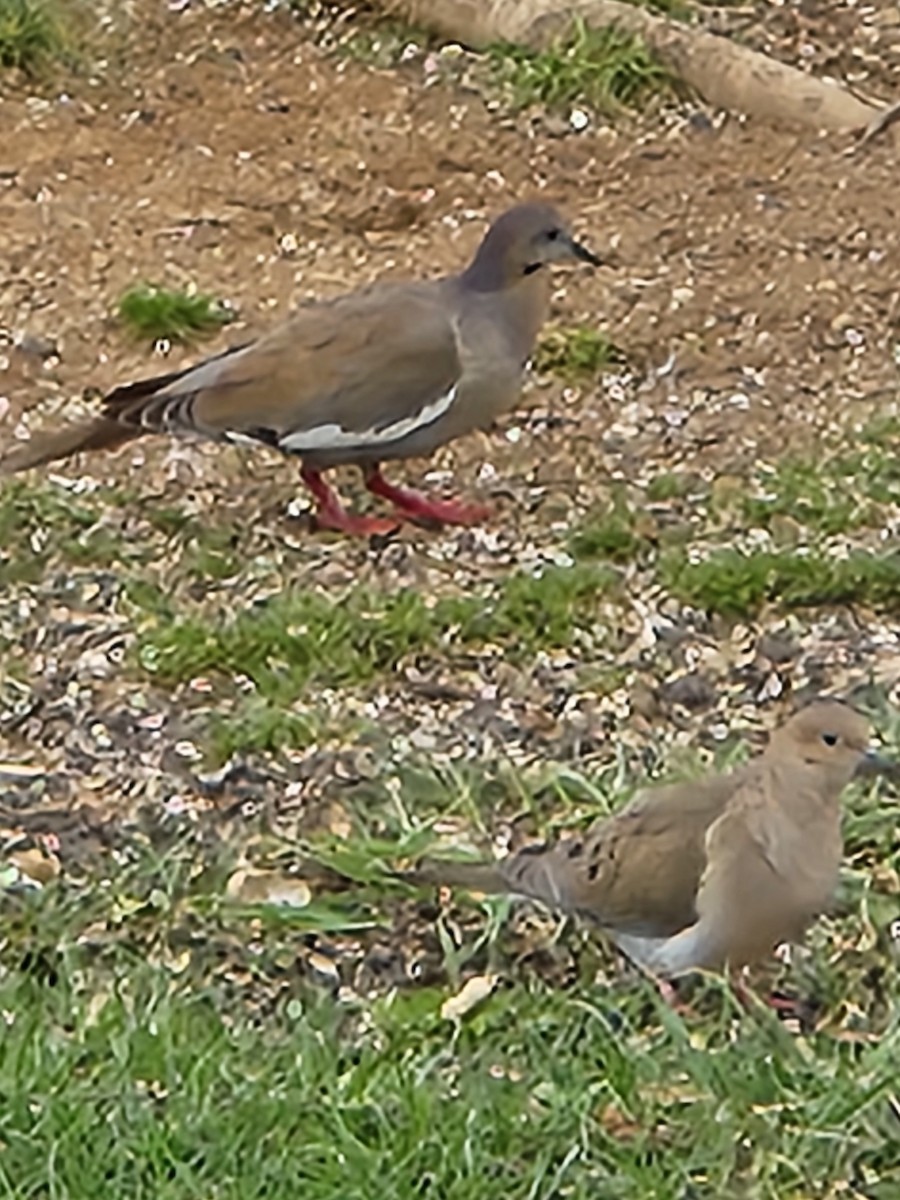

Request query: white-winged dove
[
  {"left": 410, "top": 700, "right": 884, "bottom": 979},
  {"left": 1, "top": 203, "right": 601, "bottom": 536}
]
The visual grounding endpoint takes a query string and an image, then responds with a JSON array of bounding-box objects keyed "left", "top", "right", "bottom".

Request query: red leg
[
  {"left": 363, "top": 464, "right": 491, "bottom": 527},
  {"left": 731, "top": 970, "right": 802, "bottom": 1017},
  {"left": 299, "top": 466, "right": 400, "bottom": 537}
]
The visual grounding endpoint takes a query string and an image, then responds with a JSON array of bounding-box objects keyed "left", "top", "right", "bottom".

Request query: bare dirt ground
[
  {"left": 1, "top": 0, "right": 899, "bottom": 1006},
  {"left": 3, "top": 0, "right": 898, "bottom": 472}
]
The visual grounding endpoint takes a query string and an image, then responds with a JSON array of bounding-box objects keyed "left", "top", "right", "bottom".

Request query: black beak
[
  {"left": 855, "top": 750, "right": 900, "bottom": 782},
  {"left": 568, "top": 235, "right": 604, "bottom": 267}
]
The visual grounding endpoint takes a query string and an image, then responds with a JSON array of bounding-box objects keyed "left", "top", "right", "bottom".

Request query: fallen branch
[{"left": 379, "top": 0, "right": 895, "bottom": 137}]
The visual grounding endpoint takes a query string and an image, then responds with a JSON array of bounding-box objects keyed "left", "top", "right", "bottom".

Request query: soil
[{"left": 1, "top": 0, "right": 898, "bottom": 489}]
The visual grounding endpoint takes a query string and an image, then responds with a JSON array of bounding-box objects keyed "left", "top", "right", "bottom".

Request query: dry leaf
[
  {"left": 596, "top": 1103, "right": 644, "bottom": 1142},
  {"left": 325, "top": 802, "right": 353, "bottom": 840},
  {"left": 306, "top": 951, "right": 340, "bottom": 983},
  {"left": 0, "top": 763, "right": 47, "bottom": 783},
  {"left": 10, "top": 847, "right": 61, "bottom": 885},
  {"left": 225, "top": 868, "right": 312, "bottom": 908},
  {"left": 84, "top": 991, "right": 112, "bottom": 1028},
  {"left": 440, "top": 973, "right": 498, "bottom": 1021}
]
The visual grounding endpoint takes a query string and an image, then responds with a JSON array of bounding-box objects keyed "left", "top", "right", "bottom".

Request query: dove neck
[{"left": 767, "top": 758, "right": 846, "bottom": 820}]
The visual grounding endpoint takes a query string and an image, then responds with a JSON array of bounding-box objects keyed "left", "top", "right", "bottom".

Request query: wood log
[{"left": 379, "top": 0, "right": 893, "bottom": 137}]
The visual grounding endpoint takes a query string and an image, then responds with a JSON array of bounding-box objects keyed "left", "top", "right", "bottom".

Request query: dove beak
[{"left": 854, "top": 750, "right": 899, "bottom": 781}]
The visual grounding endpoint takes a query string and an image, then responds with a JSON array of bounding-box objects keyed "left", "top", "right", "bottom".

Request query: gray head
[{"left": 460, "top": 202, "right": 602, "bottom": 293}]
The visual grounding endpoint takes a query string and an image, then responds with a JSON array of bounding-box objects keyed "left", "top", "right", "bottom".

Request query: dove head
[
  {"left": 772, "top": 699, "right": 873, "bottom": 791},
  {"left": 460, "top": 202, "right": 602, "bottom": 292}
]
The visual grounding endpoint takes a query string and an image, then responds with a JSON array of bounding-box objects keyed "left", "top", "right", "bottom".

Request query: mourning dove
[
  {"left": 410, "top": 700, "right": 884, "bottom": 978},
  {"left": 1, "top": 203, "right": 602, "bottom": 537}
]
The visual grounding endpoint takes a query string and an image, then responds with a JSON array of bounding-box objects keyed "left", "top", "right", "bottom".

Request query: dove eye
[{"left": 821, "top": 733, "right": 839, "bottom": 747}]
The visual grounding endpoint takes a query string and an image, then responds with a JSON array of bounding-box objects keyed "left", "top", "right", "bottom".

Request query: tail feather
[
  {"left": 102, "top": 363, "right": 204, "bottom": 416},
  {"left": 0, "top": 417, "right": 141, "bottom": 475},
  {"left": 103, "top": 343, "right": 249, "bottom": 421},
  {"left": 401, "top": 858, "right": 510, "bottom": 894},
  {"left": 2, "top": 342, "right": 249, "bottom": 476}
]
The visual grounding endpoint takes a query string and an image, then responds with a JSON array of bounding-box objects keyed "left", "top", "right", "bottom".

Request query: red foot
[
  {"left": 300, "top": 466, "right": 401, "bottom": 538},
  {"left": 363, "top": 465, "right": 491, "bottom": 527},
  {"left": 763, "top": 992, "right": 805, "bottom": 1015},
  {"left": 655, "top": 977, "right": 694, "bottom": 1016},
  {"left": 313, "top": 508, "right": 402, "bottom": 537},
  {"left": 732, "top": 975, "right": 802, "bottom": 1017}
]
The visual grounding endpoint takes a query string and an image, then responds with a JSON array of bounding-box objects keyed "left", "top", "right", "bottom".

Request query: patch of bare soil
[{"left": 1, "top": 0, "right": 897, "bottom": 475}]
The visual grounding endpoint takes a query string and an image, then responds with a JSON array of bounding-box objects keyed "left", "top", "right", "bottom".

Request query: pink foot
[
  {"left": 300, "top": 466, "right": 401, "bottom": 538},
  {"left": 732, "top": 973, "right": 801, "bottom": 1016},
  {"left": 763, "top": 992, "right": 805, "bottom": 1016},
  {"left": 313, "top": 508, "right": 403, "bottom": 537},
  {"left": 655, "top": 977, "right": 694, "bottom": 1016},
  {"left": 363, "top": 465, "right": 491, "bottom": 527}
]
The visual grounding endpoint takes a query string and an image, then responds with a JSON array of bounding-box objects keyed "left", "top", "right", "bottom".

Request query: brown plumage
[
  {"left": 409, "top": 700, "right": 884, "bottom": 976},
  {"left": 1, "top": 203, "right": 601, "bottom": 536}
]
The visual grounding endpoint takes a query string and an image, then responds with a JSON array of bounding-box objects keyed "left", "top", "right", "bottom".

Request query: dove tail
[
  {"left": 0, "top": 417, "right": 141, "bottom": 475},
  {"left": 403, "top": 858, "right": 511, "bottom": 894}
]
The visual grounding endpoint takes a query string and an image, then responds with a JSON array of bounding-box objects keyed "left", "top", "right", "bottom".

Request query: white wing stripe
[
  {"left": 223, "top": 431, "right": 267, "bottom": 448},
  {"left": 277, "top": 386, "right": 457, "bottom": 454}
]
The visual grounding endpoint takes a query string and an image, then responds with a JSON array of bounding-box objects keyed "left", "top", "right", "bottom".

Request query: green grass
[
  {"left": 208, "top": 696, "right": 324, "bottom": 762},
  {"left": 133, "top": 557, "right": 622, "bottom": 760},
  {"left": 739, "top": 459, "right": 871, "bottom": 537},
  {"left": 662, "top": 547, "right": 900, "bottom": 617},
  {"left": 4, "top": 954, "right": 899, "bottom": 1199},
  {"left": 832, "top": 447, "right": 900, "bottom": 507},
  {"left": 716, "top": 450, "right": 900, "bottom": 539},
  {"left": 858, "top": 413, "right": 900, "bottom": 444},
  {"left": 0, "top": 480, "right": 139, "bottom": 584},
  {"left": 490, "top": 19, "right": 672, "bottom": 114},
  {"left": 10, "top": 459, "right": 900, "bottom": 706},
  {"left": 117, "top": 283, "right": 234, "bottom": 344},
  {"left": 570, "top": 494, "right": 651, "bottom": 564},
  {"left": 1, "top": 756, "right": 898, "bottom": 1200},
  {"left": 534, "top": 326, "right": 624, "bottom": 380},
  {"left": 136, "top": 564, "right": 618, "bottom": 703},
  {"left": 0, "top": 0, "right": 73, "bottom": 73},
  {"left": 646, "top": 471, "right": 698, "bottom": 502}
]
